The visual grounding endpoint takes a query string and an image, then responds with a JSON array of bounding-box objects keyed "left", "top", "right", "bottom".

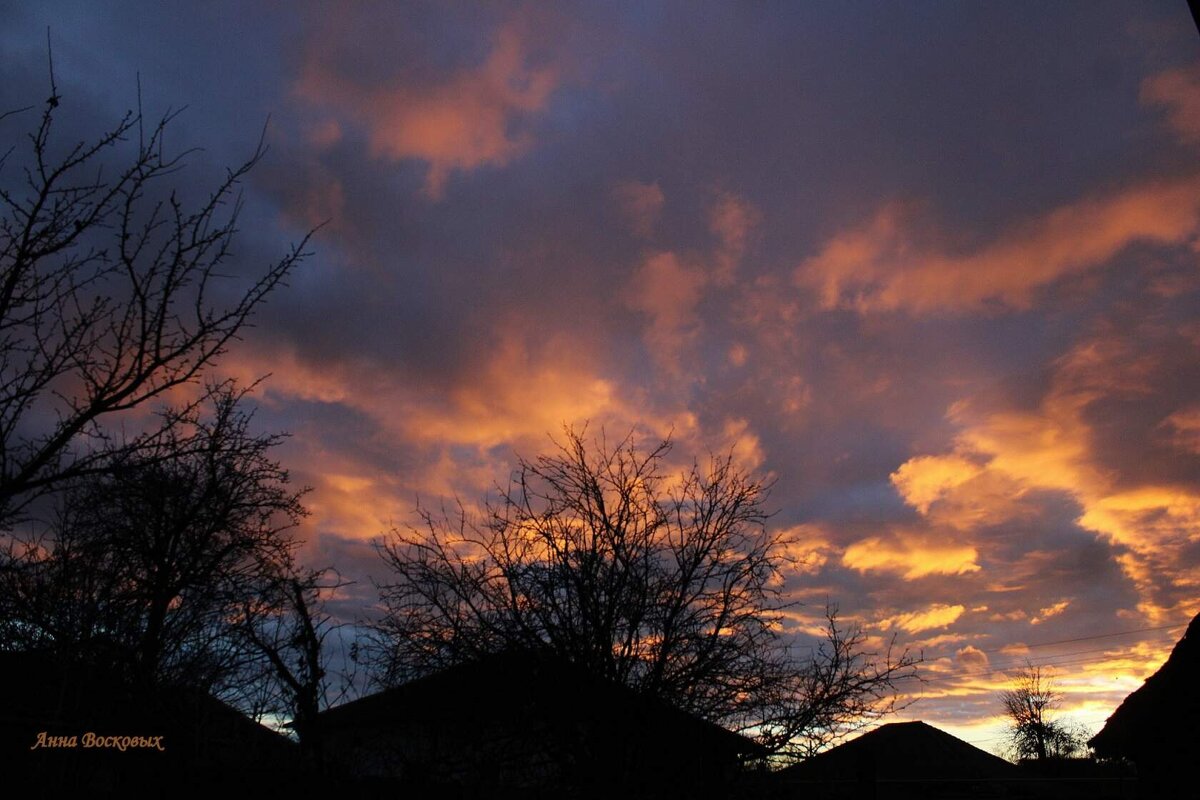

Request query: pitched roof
[
  {"left": 780, "top": 721, "right": 1018, "bottom": 782},
  {"left": 1089, "top": 612, "right": 1200, "bottom": 762},
  {"left": 316, "top": 649, "right": 763, "bottom": 756}
]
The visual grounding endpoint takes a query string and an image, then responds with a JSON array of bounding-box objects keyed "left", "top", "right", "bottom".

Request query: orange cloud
[
  {"left": 219, "top": 329, "right": 630, "bottom": 499},
  {"left": 1030, "top": 600, "right": 1069, "bottom": 625},
  {"left": 952, "top": 397, "right": 1100, "bottom": 497},
  {"left": 1141, "top": 61, "right": 1200, "bottom": 144},
  {"left": 301, "top": 467, "right": 409, "bottom": 543},
  {"left": 891, "top": 455, "right": 983, "bottom": 514},
  {"left": 774, "top": 524, "right": 838, "bottom": 576},
  {"left": 220, "top": 318, "right": 774, "bottom": 540},
  {"left": 891, "top": 451, "right": 1031, "bottom": 531},
  {"left": 625, "top": 251, "right": 707, "bottom": 375},
  {"left": 955, "top": 645, "right": 989, "bottom": 673},
  {"left": 400, "top": 333, "right": 622, "bottom": 451},
  {"left": 795, "top": 177, "right": 1200, "bottom": 313},
  {"left": 842, "top": 530, "right": 980, "bottom": 579},
  {"left": 622, "top": 192, "right": 761, "bottom": 376},
  {"left": 1078, "top": 488, "right": 1200, "bottom": 621},
  {"left": 892, "top": 330, "right": 1200, "bottom": 622},
  {"left": 879, "top": 603, "right": 965, "bottom": 633},
  {"left": 297, "top": 22, "right": 558, "bottom": 198},
  {"left": 717, "top": 417, "right": 767, "bottom": 473}
]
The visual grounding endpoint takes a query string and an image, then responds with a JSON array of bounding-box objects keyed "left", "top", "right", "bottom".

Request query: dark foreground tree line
[{"left": 0, "top": 76, "right": 338, "bottom": 745}]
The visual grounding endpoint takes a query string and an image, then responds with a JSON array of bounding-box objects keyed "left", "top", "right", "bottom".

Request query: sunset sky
[{"left": 3, "top": 2, "right": 1198, "bottom": 753}]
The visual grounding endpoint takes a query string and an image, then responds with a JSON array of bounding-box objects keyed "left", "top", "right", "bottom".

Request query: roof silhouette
[
  {"left": 780, "top": 720, "right": 1018, "bottom": 782},
  {"left": 1090, "top": 612, "right": 1200, "bottom": 787},
  {"left": 313, "top": 649, "right": 763, "bottom": 796},
  {"left": 317, "top": 648, "right": 761, "bottom": 754}
]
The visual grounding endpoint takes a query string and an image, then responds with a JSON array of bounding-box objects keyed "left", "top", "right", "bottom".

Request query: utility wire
[
  {"left": 906, "top": 650, "right": 1171, "bottom": 685},
  {"left": 890, "top": 622, "right": 1186, "bottom": 685},
  {"left": 926, "top": 641, "right": 1181, "bottom": 682},
  {"left": 985, "top": 622, "right": 1186, "bottom": 652}
]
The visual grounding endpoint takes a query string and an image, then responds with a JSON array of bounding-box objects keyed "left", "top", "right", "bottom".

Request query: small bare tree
[
  {"left": 0, "top": 78, "right": 310, "bottom": 526},
  {"left": 238, "top": 565, "right": 357, "bottom": 763},
  {"left": 370, "top": 427, "right": 919, "bottom": 760},
  {"left": 999, "top": 662, "right": 1087, "bottom": 761}
]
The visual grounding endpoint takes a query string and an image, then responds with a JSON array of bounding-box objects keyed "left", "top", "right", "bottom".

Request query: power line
[
  {"left": 956, "top": 622, "right": 1187, "bottom": 658},
  {"left": 932, "top": 651, "right": 1154, "bottom": 683},
  {"left": 983, "top": 642, "right": 1146, "bottom": 670},
  {"left": 909, "top": 650, "right": 1166, "bottom": 685},
  {"left": 892, "top": 623, "right": 1186, "bottom": 685},
  {"left": 934, "top": 643, "right": 1177, "bottom": 682},
  {"left": 852, "top": 624, "right": 1192, "bottom": 757}
]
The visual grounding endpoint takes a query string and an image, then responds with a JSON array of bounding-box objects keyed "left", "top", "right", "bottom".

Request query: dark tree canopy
[
  {"left": 0, "top": 381, "right": 356, "bottom": 737},
  {"left": 0, "top": 386, "right": 307, "bottom": 695},
  {"left": 370, "top": 427, "right": 919, "bottom": 759},
  {"left": 0, "top": 79, "right": 338, "bottom": 730}
]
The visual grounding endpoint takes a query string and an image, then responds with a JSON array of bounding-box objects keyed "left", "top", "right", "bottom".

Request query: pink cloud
[
  {"left": 795, "top": 177, "right": 1200, "bottom": 314},
  {"left": 613, "top": 180, "right": 665, "bottom": 238},
  {"left": 624, "top": 251, "right": 707, "bottom": 376},
  {"left": 1141, "top": 61, "right": 1200, "bottom": 144},
  {"left": 296, "top": 22, "right": 559, "bottom": 198},
  {"left": 708, "top": 192, "right": 760, "bottom": 285}
]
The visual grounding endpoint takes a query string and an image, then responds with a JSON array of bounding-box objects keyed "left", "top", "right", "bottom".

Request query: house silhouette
[
  {"left": 775, "top": 720, "right": 1020, "bottom": 799},
  {"left": 3, "top": 650, "right": 300, "bottom": 793},
  {"left": 772, "top": 719, "right": 1137, "bottom": 799},
  {"left": 1090, "top": 612, "right": 1200, "bottom": 797},
  {"left": 312, "top": 649, "right": 765, "bottom": 798}
]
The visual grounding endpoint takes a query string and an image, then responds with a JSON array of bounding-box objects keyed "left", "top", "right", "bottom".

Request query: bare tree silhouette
[
  {"left": 0, "top": 384, "right": 309, "bottom": 705},
  {"left": 370, "top": 426, "right": 919, "bottom": 760},
  {"left": 0, "top": 77, "right": 310, "bottom": 527},
  {"left": 239, "top": 564, "right": 358, "bottom": 763},
  {"left": 999, "top": 661, "right": 1087, "bottom": 761}
]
